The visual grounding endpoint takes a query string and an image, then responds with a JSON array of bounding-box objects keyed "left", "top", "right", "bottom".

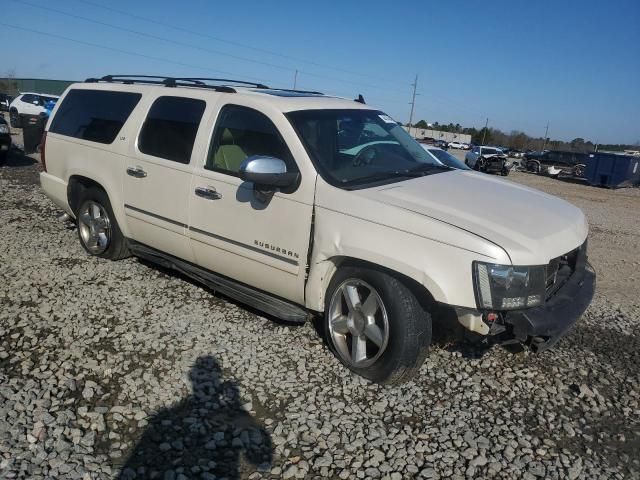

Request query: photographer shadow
[{"left": 119, "top": 355, "right": 272, "bottom": 480}]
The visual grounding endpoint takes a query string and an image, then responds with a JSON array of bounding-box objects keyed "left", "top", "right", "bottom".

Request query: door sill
[{"left": 128, "top": 240, "right": 309, "bottom": 323}]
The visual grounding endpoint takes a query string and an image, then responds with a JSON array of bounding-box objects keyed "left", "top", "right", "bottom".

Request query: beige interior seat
[{"left": 212, "top": 128, "right": 248, "bottom": 172}]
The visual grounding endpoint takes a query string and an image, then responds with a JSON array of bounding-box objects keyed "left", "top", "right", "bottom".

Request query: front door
[
  {"left": 123, "top": 95, "right": 207, "bottom": 262},
  {"left": 188, "top": 103, "right": 314, "bottom": 304}
]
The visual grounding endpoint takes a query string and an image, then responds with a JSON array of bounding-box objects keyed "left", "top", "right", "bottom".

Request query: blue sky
[{"left": 2, "top": 0, "right": 639, "bottom": 144}]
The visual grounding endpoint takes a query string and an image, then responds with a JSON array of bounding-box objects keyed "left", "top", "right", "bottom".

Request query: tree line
[{"left": 410, "top": 119, "right": 638, "bottom": 153}]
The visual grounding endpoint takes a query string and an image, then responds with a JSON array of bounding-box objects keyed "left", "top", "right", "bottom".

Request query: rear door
[
  {"left": 188, "top": 103, "right": 314, "bottom": 304},
  {"left": 123, "top": 94, "right": 207, "bottom": 262}
]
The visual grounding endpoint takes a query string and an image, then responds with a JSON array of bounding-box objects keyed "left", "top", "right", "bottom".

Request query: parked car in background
[
  {"left": 461, "top": 143, "right": 471, "bottom": 150},
  {"left": 465, "top": 146, "right": 510, "bottom": 175},
  {"left": 9, "top": 92, "right": 60, "bottom": 128},
  {"left": 434, "top": 139, "right": 449, "bottom": 150},
  {"left": 0, "top": 113, "right": 11, "bottom": 165},
  {"left": 509, "top": 149, "right": 524, "bottom": 158},
  {"left": 0, "top": 93, "right": 13, "bottom": 112},
  {"left": 421, "top": 144, "right": 470, "bottom": 170},
  {"left": 524, "top": 150, "right": 589, "bottom": 177},
  {"left": 448, "top": 141, "right": 464, "bottom": 149}
]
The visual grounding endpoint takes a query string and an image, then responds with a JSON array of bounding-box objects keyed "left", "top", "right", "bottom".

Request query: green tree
[{"left": 414, "top": 119, "right": 429, "bottom": 129}]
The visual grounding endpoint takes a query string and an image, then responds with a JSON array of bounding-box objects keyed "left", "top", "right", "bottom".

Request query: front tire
[
  {"left": 0, "top": 150, "right": 6, "bottom": 166},
  {"left": 76, "top": 187, "right": 129, "bottom": 260},
  {"left": 325, "top": 267, "right": 432, "bottom": 384}
]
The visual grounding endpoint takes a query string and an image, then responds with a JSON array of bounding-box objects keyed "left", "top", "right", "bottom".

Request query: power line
[
  {"left": 11, "top": 0, "right": 411, "bottom": 95},
  {"left": 71, "top": 0, "right": 408, "bottom": 87},
  {"left": 0, "top": 22, "right": 277, "bottom": 85}
]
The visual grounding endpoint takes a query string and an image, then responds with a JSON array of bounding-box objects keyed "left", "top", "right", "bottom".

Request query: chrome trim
[
  {"left": 124, "top": 204, "right": 186, "bottom": 228},
  {"left": 189, "top": 226, "right": 299, "bottom": 266},
  {"left": 123, "top": 204, "right": 299, "bottom": 266}
]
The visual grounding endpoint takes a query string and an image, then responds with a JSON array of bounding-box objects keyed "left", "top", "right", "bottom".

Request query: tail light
[{"left": 40, "top": 131, "right": 47, "bottom": 172}]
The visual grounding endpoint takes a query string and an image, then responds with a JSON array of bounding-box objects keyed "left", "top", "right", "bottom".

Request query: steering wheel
[{"left": 353, "top": 144, "right": 378, "bottom": 166}]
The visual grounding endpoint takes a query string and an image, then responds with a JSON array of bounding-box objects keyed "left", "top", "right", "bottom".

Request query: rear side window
[
  {"left": 50, "top": 89, "right": 141, "bottom": 144},
  {"left": 138, "top": 96, "right": 206, "bottom": 164}
]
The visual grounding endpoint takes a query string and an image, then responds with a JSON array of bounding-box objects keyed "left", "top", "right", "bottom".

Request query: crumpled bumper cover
[{"left": 503, "top": 261, "right": 596, "bottom": 352}]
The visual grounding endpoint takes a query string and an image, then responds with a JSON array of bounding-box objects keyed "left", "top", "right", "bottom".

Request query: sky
[{"left": 1, "top": 0, "right": 639, "bottom": 144}]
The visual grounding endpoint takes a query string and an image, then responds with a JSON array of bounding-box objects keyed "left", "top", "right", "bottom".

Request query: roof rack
[
  {"left": 84, "top": 75, "right": 326, "bottom": 96},
  {"left": 84, "top": 75, "right": 271, "bottom": 93}
]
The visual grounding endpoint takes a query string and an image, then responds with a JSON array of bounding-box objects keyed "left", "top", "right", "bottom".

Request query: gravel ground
[{"left": 1, "top": 145, "right": 639, "bottom": 479}]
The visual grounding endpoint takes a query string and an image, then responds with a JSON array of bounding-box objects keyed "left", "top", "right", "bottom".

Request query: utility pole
[
  {"left": 542, "top": 121, "right": 549, "bottom": 151},
  {"left": 480, "top": 117, "right": 489, "bottom": 145},
  {"left": 408, "top": 74, "right": 418, "bottom": 130},
  {"left": 293, "top": 69, "right": 298, "bottom": 90}
]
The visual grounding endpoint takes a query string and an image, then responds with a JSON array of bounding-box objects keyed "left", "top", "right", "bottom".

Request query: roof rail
[
  {"left": 84, "top": 75, "right": 326, "bottom": 96},
  {"left": 176, "top": 77, "right": 270, "bottom": 89},
  {"left": 263, "top": 87, "right": 325, "bottom": 95},
  {"left": 84, "top": 75, "right": 262, "bottom": 93}
]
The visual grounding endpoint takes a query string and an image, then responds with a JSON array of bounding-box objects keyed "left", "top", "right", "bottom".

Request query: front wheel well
[
  {"left": 67, "top": 176, "right": 107, "bottom": 214},
  {"left": 327, "top": 256, "right": 438, "bottom": 312}
]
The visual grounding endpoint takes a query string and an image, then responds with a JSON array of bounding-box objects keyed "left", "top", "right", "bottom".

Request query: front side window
[
  {"left": 49, "top": 89, "right": 142, "bottom": 144},
  {"left": 139, "top": 96, "right": 206, "bottom": 164},
  {"left": 287, "top": 109, "right": 447, "bottom": 188},
  {"left": 206, "top": 104, "right": 295, "bottom": 175}
]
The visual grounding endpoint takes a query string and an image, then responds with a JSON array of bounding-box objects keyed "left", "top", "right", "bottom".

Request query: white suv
[
  {"left": 9, "top": 92, "right": 60, "bottom": 127},
  {"left": 40, "top": 76, "right": 595, "bottom": 384}
]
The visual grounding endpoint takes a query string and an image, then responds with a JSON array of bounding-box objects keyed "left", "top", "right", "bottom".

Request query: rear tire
[
  {"left": 9, "top": 109, "right": 20, "bottom": 129},
  {"left": 324, "top": 266, "right": 432, "bottom": 384},
  {"left": 75, "top": 187, "right": 129, "bottom": 260}
]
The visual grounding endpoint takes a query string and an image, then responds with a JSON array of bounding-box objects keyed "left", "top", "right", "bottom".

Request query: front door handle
[
  {"left": 195, "top": 186, "right": 222, "bottom": 200},
  {"left": 126, "top": 166, "right": 147, "bottom": 178}
]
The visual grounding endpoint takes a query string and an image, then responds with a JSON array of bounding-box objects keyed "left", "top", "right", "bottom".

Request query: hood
[{"left": 356, "top": 170, "right": 588, "bottom": 265}]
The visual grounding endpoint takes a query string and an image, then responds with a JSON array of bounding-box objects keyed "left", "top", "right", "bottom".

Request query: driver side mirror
[{"left": 239, "top": 156, "right": 299, "bottom": 190}]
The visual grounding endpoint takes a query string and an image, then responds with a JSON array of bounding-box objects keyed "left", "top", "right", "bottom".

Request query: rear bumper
[{"left": 503, "top": 261, "right": 596, "bottom": 352}]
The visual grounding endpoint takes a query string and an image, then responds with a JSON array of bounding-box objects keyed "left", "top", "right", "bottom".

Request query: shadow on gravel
[
  {"left": 2, "top": 147, "right": 38, "bottom": 167},
  {"left": 119, "top": 356, "right": 272, "bottom": 480}
]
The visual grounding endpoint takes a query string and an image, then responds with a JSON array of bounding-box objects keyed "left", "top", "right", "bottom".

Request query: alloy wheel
[
  {"left": 78, "top": 200, "right": 112, "bottom": 254},
  {"left": 328, "top": 279, "right": 390, "bottom": 368}
]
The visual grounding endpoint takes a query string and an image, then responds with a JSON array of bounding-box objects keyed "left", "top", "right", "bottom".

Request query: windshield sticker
[{"left": 378, "top": 114, "right": 396, "bottom": 124}]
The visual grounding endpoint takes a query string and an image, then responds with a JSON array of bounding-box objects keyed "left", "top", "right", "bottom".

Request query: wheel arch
[
  {"left": 306, "top": 254, "right": 444, "bottom": 314},
  {"left": 67, "top": 175, "right": 107, "bottom": 214}
]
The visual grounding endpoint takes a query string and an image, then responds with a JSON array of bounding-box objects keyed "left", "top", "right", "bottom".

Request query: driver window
[{"left": 206, "top": 105, "right": 296, "bottom": 175}]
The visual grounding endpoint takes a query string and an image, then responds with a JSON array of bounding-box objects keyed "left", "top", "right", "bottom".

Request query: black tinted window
[
  {"left": 139, "top": 96, "right": 205, "bottom": 164},
  {"left": 207, "top": 104, "right": 295, "bottom": 174},
  {"left": 50, "top": 89, "right": 141, "bottom": 144}
]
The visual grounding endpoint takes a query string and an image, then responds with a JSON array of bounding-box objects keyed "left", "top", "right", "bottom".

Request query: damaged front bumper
[
  {"left": 456, "top": 248, "right": 596, "bottom": 352},
  {"left": 504, "top": 260, "right": 595, "bottom": 352}
]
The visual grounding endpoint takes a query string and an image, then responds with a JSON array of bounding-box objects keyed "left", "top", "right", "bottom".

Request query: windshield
[
  {"left": 481, "top": 147, "right": 499, "bottom": 155},
  {"left": 423, "top": 147, "right": 470, "bottom": 170},
  {"left": 287, "top": 109, "right": 447, "bottom": 188}
]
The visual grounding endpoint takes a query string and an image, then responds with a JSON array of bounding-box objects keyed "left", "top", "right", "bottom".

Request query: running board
[{"left": 128, "top": 241, "right": 309, "bottom": 323}]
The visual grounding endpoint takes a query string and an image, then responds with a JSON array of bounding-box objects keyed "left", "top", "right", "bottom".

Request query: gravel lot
[{"left": 1, "top": 142, "right": 639, "bottom": 479}]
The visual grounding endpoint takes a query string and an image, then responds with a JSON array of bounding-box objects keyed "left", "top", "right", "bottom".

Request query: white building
[{"left": 404, "top": 127, "right": 472, "bottom": 144}]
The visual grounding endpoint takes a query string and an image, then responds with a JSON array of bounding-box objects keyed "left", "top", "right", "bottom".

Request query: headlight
[
  {"left": 473, "top": 262, "right": 546, "bottom": 310},
  {"left": 0, "top": 124, "right": 9, "bottom": 134}
]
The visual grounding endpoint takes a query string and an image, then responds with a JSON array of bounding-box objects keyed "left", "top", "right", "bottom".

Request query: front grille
[{"left": 545, "top": 245, "right": 581, "bottom": 300}]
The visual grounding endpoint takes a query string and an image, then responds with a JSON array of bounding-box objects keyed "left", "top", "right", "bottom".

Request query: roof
[{"left": 69, "top": 76, "right": 377, "bottom": 113}]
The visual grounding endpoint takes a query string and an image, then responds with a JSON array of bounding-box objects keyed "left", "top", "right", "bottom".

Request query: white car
[
  {"left": 465, "top": 145, "right": 511, "bottom": 175},
  {"left": 448, "top": 141, "right": 464, "bottom": 149},
  {"left": 9, "top": 92, "right": 60, "bottom": 128},
  {"left": 39, "top": 76, "right": 595, "bottom": 384}
]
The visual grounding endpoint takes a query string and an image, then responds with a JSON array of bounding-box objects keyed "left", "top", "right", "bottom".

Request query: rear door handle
[
  {"left": 195, "top": 186, "right": 222, "bottom": 200},
  {"left": 126, "top": 166, "right": 147, "bottom": 178}
]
